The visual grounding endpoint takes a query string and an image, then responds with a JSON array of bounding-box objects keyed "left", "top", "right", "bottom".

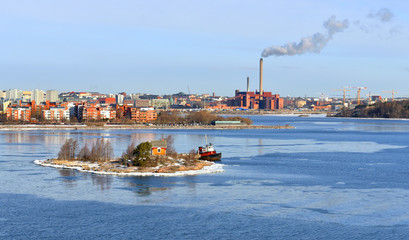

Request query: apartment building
[
  {"left": 0, "top": 100, "right": 11, "bottom": 114},
  {"left": 43, "top": 107, "right": 70, "bottom": 121},
  {"left": 100, "top": 107, "right": 116, "bottom": 120},
  {"left": 46, "top": 90, "right": 59, "bottom": 102},
  {"left": 6, "top": 107, "right": 31, "bottom": 121},
  {"left": 78, "top": 103, "right": 116, "bottom": 121},
  {"left": 125, "top": 107, "right": 157, "bottom": 122},
  {"left": 31, "top": 89, "right": 45, "bottom": 103},
  {"left": 5, "top": 89, "right": 23, "bottom": 100}
]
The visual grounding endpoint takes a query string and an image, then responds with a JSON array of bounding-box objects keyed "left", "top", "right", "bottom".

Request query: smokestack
[
  {"left": 247, "top": 76, "right": 249, "bottom": 92},
  {"left": 259, "top": 58, "right": 263, "bottom": 99}
]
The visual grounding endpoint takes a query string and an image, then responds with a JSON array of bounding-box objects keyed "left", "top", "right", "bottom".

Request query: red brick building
[
  {"left": 125, "top": 107, "right": 157, "bottom": 122},
  {"left": 98, "top": 98, "right": 116, "bottom": 105},
  {"left": 229, "top": 90, "right": 283, "bottom": 110},
  {"left": 80, "top": 103, "right": 116, "bottom": 120}
]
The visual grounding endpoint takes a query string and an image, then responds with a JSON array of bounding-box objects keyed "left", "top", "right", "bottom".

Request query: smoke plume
[
  {"left": 367, "top": 8, "right": 393, "bottom": 22},
  {"left": 355, "top": 8, "right": 398, "bottom": 36},
  {"left": 261, "top": 16, "right": 348, "bottom": 57}
]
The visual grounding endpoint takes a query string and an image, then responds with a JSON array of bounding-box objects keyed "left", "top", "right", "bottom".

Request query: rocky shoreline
[{"left": 34, "top": 159, "right": 224, "bottom": 177}]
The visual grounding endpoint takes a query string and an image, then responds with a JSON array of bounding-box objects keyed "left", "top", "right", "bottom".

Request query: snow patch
[{"left": 33, "top": 160, "right": 224, "bottom": 177}]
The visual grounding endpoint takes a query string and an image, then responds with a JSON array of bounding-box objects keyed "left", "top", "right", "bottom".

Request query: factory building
[
  {"left": 232, "top": 90, "right": 283, "bottom": 110},
  {"left": 224, "top": 58, "right": 283, "bottom": 110}
]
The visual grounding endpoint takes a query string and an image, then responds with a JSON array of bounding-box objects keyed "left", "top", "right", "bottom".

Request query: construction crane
[
  {"left": 365, "top": 92, "right": 372, "bottom": 103},
  {"left": 348, "top": 86, "right": 367, "bottom": 105},
  {"left": 332, "top": 87, "right": 350, "bottom": 106},
  {"left": 382, "top": 89, "right": 398, "bottom": 102}
]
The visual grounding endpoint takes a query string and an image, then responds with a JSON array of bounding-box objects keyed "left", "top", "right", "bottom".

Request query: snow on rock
[{"left": 33, "top": 159, "right": 224, "bottom": 177}]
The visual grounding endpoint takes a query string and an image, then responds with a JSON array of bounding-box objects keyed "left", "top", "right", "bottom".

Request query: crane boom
[
  {"left": 332, "top": 87, "right": 350, "bottom": 106},
  {"left": 382, "top": 89, "right": 398, "bottom": 102},
  {"left": 348, "top": 86, "right": 367, "bottom": 105}
]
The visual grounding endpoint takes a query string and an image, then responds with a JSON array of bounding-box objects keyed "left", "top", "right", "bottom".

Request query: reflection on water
[
  {"left": 58, "top": 169, "right": 78, "bottom": 188},
  {"left": 91, "top": 174, "right": 113, "bottom": 191},
  {"left": 126, "top": 181, "right": 169, "bottom": 197},
  {"left": 258, "top": 139, "right": 263, "bottom": 155},
  {"left": 58, "top": 168, "right": 114, "bottom": 191},
  {"left": 130, "top": 132, "right": 157, "bottom": 143},
  {"left": 1, "top": 131, "right": 160, "bottom": 146}
]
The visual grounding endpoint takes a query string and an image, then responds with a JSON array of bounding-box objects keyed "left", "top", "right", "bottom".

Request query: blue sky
[{"left": 0, "top": 0, "right": 408, "bottom": 97}]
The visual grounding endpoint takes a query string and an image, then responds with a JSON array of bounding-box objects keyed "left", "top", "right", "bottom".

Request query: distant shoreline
[
  {"left": 0, "top": 124, "right": 295, "bottom": 131},
  {"left": 214, "top": 110, "right": 333, "bottom": 115}
]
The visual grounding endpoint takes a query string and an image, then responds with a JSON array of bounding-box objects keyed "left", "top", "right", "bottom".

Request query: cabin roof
[{"left": 151, "top": 140, "right": 167, "bottom": 148}]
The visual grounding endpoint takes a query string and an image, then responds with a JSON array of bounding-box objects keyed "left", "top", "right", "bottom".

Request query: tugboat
[{"left": 198, "top": 135, "right": 222, "bottom": 161}]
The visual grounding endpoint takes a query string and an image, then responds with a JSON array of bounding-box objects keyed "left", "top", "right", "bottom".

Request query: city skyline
[{"left": 1, "top": 1, "right": 408, "bottom": 97}]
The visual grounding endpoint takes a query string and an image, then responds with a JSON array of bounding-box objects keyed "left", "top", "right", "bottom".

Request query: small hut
[{"left": 151, "top": 140, "right": 167, "bottom": 156}]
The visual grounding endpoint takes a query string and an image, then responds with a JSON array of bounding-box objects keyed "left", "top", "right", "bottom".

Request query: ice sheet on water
[
  {"left": 173, "top": 180, "right": 409, "bottom": 227},
  {"left": 216, "top": 137, "right": 406, "bottom": 158}
]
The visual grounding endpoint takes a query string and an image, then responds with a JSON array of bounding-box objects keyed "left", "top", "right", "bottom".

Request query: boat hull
[{"left": 199, "top": 153, "right": 222, "bottom": 161}]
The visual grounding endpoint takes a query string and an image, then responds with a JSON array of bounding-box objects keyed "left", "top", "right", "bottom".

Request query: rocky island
[{"left": 35, "top": 137, "right": 224, "bottom": 177}]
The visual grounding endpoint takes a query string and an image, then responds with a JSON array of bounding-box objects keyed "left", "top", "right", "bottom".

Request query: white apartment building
[
  {"left": 46, "top": 90, "right": 59, "bottom": 102},
  {"left": 43, "top": 107, "right": 70, "bottom": 121},
  {"left": 5, "top": 89, "right": 23, "bottom": 100},
  {"left": 31, "top": 89, "right": 45, "bottom": 103}
]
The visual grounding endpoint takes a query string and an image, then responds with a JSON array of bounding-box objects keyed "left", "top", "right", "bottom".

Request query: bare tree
[
  {"left": 78, "top": 143, "right": 91, "bottom": 161},
  {"left": 57, "top": 139, "right": 79, "bottom": 160},
  {"left": 164, "top": 135, "right": 176, "bottom": 155},
  {"left": 122, "top": 142, "right": 136, "bottom": 160},
  {"left": 87, "top": 138, "right": 114, "bottom": 163},
  {"left": 58, "top": 141, "right": 70, "bottom": 160},
  {"left": 103, "top": 139, "right": 114, "bottom": 162},
  {"left": 71, "top": 140, "right": 79, "bottom": 160},
  {"left": 90, "top": 139, "right": 103, "bottom": 162}
]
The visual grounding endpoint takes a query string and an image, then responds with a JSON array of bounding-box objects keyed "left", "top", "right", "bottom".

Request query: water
[{"left": 1, "top": 116, "right": 409, "bottom": 239}]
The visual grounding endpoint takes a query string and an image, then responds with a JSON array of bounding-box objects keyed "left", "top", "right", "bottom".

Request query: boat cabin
[{"left": 198, "top": 143, "right": 215, "bottom": 155}]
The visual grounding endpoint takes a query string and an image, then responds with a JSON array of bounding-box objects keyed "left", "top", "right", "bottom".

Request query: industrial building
[
  {"left": 209, "top": 58, "right": 283, "bottom": 110},
  {"left": 232, "top": 89, "right": 283, "bottom": 110}
]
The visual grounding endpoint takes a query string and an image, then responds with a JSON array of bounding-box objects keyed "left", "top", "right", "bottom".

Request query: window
[{"left": 157, "top": 147, "right": 161, "bottom": 153}]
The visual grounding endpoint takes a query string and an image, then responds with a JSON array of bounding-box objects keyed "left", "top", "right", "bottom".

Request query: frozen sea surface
[{"left": 1, "top": 116, "right": 409, "bottom": 239}]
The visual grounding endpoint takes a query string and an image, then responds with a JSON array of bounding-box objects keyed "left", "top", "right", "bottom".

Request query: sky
[{"left": 0, "top": 0, "right": 408, "bottom": 98}]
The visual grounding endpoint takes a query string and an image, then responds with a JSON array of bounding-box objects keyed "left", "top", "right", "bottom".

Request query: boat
[
  {"left": 198, "top": 143, "right": 222, "bottom": 161},
  {"left": 198, "top": 135, "right": 222, "bottom": 161}
]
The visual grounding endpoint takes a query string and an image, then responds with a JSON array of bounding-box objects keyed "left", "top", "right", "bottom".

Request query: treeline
[
  {"left": 156, "top": 111, "right": 253, "bottom": 125},
  {"left": 58, "top": 138, "right": 114, "bottom": 163},
  {"left": 335, "top": 100, "right": 409, "bottom": 118}
]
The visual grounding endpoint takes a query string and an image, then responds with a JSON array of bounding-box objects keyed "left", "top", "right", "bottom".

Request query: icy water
[{"left": 1, "top": 115, "right": 409, "bottom": 239}]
